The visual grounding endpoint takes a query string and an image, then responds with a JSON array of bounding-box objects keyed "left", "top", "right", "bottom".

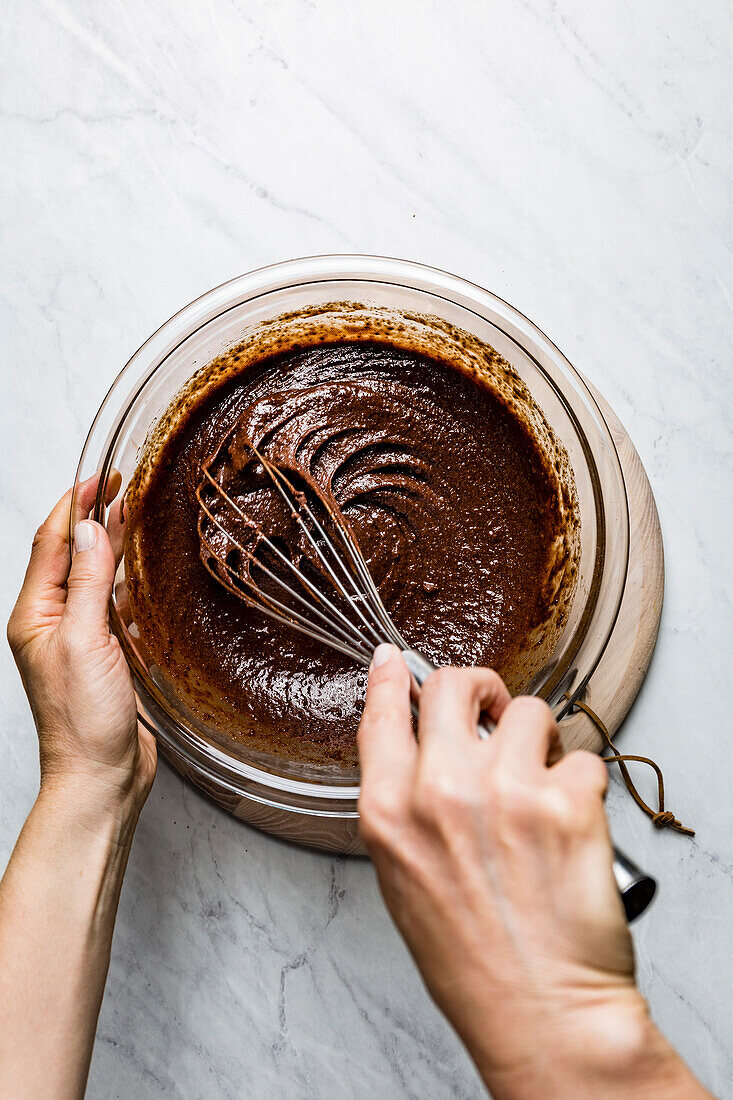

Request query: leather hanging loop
[{"left": 563, "top": 696, "right": 695, "bottom": 837}]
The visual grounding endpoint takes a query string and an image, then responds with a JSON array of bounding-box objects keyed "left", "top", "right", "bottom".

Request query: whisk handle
[
  {"left": 402, "top": 649, "right": 494, "bottom": 738},
  {"left": 400, "top": 650, "right": 656, "bottom": 922}
]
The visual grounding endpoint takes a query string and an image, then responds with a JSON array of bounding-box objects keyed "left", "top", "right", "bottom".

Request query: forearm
[{"left": 0, "top": 781, "right": 140, "bottom": 1100}]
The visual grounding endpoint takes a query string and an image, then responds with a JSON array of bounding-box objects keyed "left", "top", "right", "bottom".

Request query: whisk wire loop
[
  {"left": 196, "top": 442, "right": 408, "bottom": 662},
  {"left": 253, "top": 451, "right": 408, "bottom": 650},
  {"left": 198, "top": 497, "right": 373, "bottom": 662},
  {"left": 250, "top": 450, "right": 389, "bottom": 650},
  {"left": 199, "top": 469, "right": 376, "bottom": 656}
]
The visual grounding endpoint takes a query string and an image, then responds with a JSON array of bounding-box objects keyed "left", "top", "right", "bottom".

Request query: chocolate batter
[{"left": 125, "top": 340, "right": 566, "bottom": 768}]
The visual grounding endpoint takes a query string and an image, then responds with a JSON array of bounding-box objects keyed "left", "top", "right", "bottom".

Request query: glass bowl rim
[{"left": 72, "top": 253, "right": 630, "bottom": 804}]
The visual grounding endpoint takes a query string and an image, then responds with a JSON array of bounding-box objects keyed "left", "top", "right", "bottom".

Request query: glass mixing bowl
[{"left": 72, "top": 255, "right": 629, "bottom": 850}]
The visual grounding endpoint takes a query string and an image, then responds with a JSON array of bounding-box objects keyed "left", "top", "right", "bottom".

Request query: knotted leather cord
[{"left": 563, "top": 695, "right": 695, "bottom": 837}]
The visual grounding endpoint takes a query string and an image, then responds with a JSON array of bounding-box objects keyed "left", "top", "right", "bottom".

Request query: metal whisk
[
  {"left": 196, "top": 443, "right": 412, "bottom": 670},
  {"left": 195, "top": 438, "right": 656, "bottom": 921}
]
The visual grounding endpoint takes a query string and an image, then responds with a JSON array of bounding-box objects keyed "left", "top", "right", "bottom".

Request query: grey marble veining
[{"left": 1, "top": 1, "right": 731, "bottom": 1096}]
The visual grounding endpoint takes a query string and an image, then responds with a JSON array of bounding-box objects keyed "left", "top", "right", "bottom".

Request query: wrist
[
  {"left": 7, "top": 779, "right": 143, "bottom": 949},
  {"left": 37, "top": 768, "right": 146, "bottom": 853},
  {"left": 474, "top": 992, "right": 702, "bottom": 1100}
]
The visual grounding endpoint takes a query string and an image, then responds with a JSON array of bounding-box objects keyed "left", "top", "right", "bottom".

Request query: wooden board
[{"left": 159, "top": 383, "right": 664, "bottom": 851}]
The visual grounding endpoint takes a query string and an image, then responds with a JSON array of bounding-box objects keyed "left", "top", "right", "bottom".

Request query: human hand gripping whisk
[{"left": 195, "top": 434, "right": 656, "bottom": 921}]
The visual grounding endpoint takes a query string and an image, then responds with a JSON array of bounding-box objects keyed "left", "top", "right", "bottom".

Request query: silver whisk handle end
[{"left": 612, "top": 848, "right": 657, "bottom": 921}]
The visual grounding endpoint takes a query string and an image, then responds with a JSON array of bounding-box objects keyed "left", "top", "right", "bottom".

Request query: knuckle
[
  {"left": 358, "top": 707, "right": 401, "bottom": 746},
  {"left": 369, "top": 654, "right": 410, "bottom": 688},
  {"left": 566, "top": 750, "right": 608, "bottom": 790},
  {"left": 412, "top": 771, "right": 473, "bottom": 827},
  {"left": 506, "top": 694, "right": 557, "bottom": 730},
  {"left": 537, "top": 786, "right": 577, "bottom": 831},
  {"left": 487, "top": 769, "right": 532, "bottom": 823},
  {"left": 358, "top": 789, "right": 403, "bottom": 852},
  {"left": 483, "top": 668, "right": 504, "bottom": 695},
  {"left": 6, "top": 613, "right": 22, "bottom": 654},
  {"left": 487, "top": 769, "right": 576, "bottom": 836},
  {"left": 32, "top": 521, "right": 63, "bottom": 553},
  {"left": 362, "top": 669, "right": 411, "bottom": 731},
  {"left": 421, "top": 665, "right": 462, "bottom": 701},
  {"left": 31, "top": 523, "right": 48, "bottom": 551},
  {"left": 478, "top": 666, "right": 501, "bottom": 687}
]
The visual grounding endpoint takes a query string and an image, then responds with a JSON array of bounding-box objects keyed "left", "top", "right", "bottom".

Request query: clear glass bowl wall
[{"left": 73, "top": 256, "right": 629, "bottom": 820}]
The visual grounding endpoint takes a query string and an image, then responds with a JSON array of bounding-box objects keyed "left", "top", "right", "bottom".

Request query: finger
[
  {"left": 11, "top": 488, "right": 81, "bottom": 637},
  {"left": 63, "top": 520, "right": 116, "bottom": 630},
  {"left": 98, "top": 468, "right": 125, "bottom": 568},
  {"left": 107, "top": 491, "right": 127, "bottom": 568},
  {"left": 22, "top": 488, "right": 77, "bottom": 598},
  {"left": 15, "top": 473, "right": 116, "bottom": 612},
  {"left": 547, "top": 753, "right": 612, "bottom": 855},
  {"left": 417, "top": 666, "right": 511, "bottom": 750},
  {"left": 551, "top": 749, "right": 608, "bottom": 799},
  {"left": 73, "top": 470, "right": 121, "bottom": 524},
  {"left": 490, "top": 695, "right": 561, "bottom": 773},
  {"left": 358, "top": 644, "right": 417, "bottom": 789}
]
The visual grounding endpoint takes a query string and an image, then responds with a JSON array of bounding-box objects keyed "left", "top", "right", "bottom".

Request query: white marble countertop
[{"left": 2, "top": 1, "right": 731, "bottom": 1096}]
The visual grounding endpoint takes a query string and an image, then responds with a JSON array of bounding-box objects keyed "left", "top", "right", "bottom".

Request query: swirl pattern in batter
[{"left": 126, "top": 340, "right": 566, "bottom": 767}]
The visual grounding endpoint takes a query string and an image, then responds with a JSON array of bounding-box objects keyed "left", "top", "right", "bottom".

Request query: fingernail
[
  {"left": 74, "top": 521, "right": 98, "bottom": 553},
  {"left": 371, "top": 643, "right": 398, "bottom": 669}
]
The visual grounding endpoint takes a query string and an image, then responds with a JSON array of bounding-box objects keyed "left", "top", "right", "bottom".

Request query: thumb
[{"left": 64, "top": 520, "right": 116, "bottom": 629}]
